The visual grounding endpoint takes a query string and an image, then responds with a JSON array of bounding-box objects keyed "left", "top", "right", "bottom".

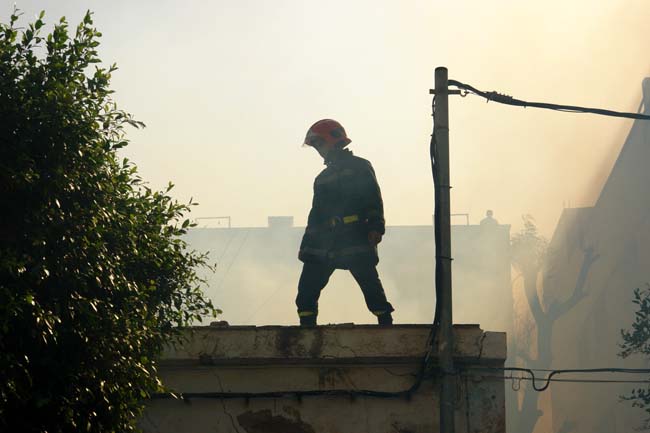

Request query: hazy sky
[{"left": 7, "top": 0, "right": 650, "bottom": 236}]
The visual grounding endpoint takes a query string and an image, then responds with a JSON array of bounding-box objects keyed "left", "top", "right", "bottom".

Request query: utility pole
[{"left": 434, "top": 66, "right": 455, "bottom": 433}]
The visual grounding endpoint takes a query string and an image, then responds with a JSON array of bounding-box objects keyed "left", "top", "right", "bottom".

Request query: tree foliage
[
  {"left": 620, "top": 284, "right": 650, "bottom": 430},
  {"left": 0, "top": 10, "right": 217, "bottom": 432},
  {"left": 511, "top": 214, "right": 548, "bottom": 276}
]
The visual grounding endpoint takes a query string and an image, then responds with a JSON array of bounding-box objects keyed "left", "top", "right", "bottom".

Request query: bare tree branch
[
  {"left": 548, "top": 246, "right": 600, "bottom": 321},
  {"left": 515, "top": 345, "right": 532, "bottom": 364},
  {"left": 523, "top": 272, "right": 547, "bottom": 324}
]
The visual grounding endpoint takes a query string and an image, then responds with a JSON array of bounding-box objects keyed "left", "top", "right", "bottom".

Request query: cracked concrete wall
[{"left": 141, "top": 325, "right": 506, "bottom": 433}]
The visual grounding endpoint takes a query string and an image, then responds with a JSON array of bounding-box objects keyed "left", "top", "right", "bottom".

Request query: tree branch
[
  {"left": 523, "top": 271, "right": 546, "bottom": 325},
  {"left": 548, "top": 246, "right": 600, "bottom": 321},
  {"left": 514, "top": 345, "right": 532, "bottom": 364}
]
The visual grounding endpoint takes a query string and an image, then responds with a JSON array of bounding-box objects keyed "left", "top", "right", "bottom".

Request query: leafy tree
[
  {"left": 0, "top": 9, "right": 217, "bottom": 432},
  {"left": 620, "top": 284, "right": 650, "bottom": 430}
]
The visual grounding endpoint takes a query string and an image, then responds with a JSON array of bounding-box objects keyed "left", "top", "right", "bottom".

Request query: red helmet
[{"left": 303, "top": 119, "right": 352, "bottom": 148}]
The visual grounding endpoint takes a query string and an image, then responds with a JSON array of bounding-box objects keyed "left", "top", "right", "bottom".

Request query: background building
[
  {"left": 184, "top": 216, "right": 511, "bottom": 332},
  {"left": 517, "top": 79, "right": 650, "bottom": 433}
]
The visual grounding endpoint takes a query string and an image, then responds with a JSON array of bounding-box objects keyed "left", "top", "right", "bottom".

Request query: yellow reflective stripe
[
  {"left": 298, "top": 311, "right": 316, "bottom": 317},
  {"left": 372, "top": 311, "right": 386, "bottom": 316},
  {"left": 343, "top": 214, "right": 359, "bottom": 224}
]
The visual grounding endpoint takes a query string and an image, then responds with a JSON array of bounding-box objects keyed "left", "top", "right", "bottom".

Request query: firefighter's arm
[
  {"left": 361, "top": 162, "right": 385, "bottom": 236},
  {"left": 368, "top": 230, "right": 383, "bottom": 246},
  {"left": 306, "top": 179, "right": 321, "bottom": 227}
]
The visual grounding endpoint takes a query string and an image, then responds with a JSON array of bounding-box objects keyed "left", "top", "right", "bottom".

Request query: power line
[
  {"left": 243, "top": 280, "right": 287, "bottom": 323},
  {"left": 521, "top": 367, "right": 650, "bottom": 373},
  {"left": 477, "top": 375, "right": 650, "bottom": 385},
  {"left": 448, "top": 79, "right": 650, "bottom": 120},
  {"left": 215, "top": 230, "right": 237, "bottom": 263},
  {"left": 152, "top": 366, "right": 650, "bottom": 401},
  {"left": 152, "top": 387, "right": 424, "bottom": 401},
  {"left": 470, "top": 374, "right": 650, "bottom": 393},
  {"left": 215, "top": 229, "right": 251, "bottom": 292},
  {"left": 468, "top": 367, "right": 650, "bottom": 392}
]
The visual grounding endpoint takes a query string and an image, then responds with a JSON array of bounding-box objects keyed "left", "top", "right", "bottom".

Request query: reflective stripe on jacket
[{"left": 298, "top": 149, "right": 385, "bottom": 269}]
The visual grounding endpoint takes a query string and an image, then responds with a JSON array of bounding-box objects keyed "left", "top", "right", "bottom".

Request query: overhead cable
[
  {"left": 448, "top": 79, "right": 650, "bottom": 120},
  {"left": 469, "top": 367, "right": 650, "bottom": 392},
  {"left": 476, "top": 375, "right": 650, "bottom": 385},
  {"left": 152, "top": 388, "right": 422, "bottom": 401},
  {"left": 151, "top": 366, "right": 650, "bottom": 401}
]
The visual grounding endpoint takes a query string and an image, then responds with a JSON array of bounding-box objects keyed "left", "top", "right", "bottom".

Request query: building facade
[
  {"left": 519, "top": 79, "right": 650, "bottom": 433},
  {"left": 141, "top": 324, "right": 506, "bottom": 433}
]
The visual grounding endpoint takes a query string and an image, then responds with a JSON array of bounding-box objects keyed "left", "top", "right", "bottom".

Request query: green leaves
[
  {"left": 0, "top": 8, "right": 216, "bottom": 433},
  {"left": 620, "top": 284, "right": 650, "bottom": 429},
  {"left": 511, "top": 215, "right": 548, "bottom": 275}
]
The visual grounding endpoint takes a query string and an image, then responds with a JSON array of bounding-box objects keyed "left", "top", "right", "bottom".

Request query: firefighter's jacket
[{"left": 299, "top": 149, "right": 385, "bottom": 269}]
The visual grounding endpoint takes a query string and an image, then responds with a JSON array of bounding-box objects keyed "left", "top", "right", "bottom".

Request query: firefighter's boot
[
  {"left": 377, "top": 312, "right": 393, "bottom": 326},
  {"left": 299, "top": 314, "right": 317, "bottom": 327}
]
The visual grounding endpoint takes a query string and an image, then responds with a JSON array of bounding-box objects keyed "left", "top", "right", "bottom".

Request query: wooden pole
[{"left": 434, "top": 66, "right": 455, "bottom": 433}]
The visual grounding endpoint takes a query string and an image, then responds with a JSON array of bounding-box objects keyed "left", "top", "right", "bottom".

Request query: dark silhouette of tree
[
  {"left": 620, "top": 283, "right": 650, "bottom": 430},
  {"left": 510, "top": 216, "right": 599, "bottom": 433},
  {"left": 0, "top": 10, "right": 217, "bottom": 432}
]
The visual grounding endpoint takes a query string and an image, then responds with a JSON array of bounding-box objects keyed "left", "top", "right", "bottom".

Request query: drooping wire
[
  {"left": 448, "top": 79, "right": 650, "bottom": 120},
  {"left": 467, "top": 367, "right": 650, "bottom": 392},
  {"left": 243, "top": 280, "right": 287, "bottom": 323},
  {"left": 474, "top": 374, "right": 650, "bottom": 385},
  {"left": 152, "top": 388, "right": 417, "bottom": 401},
  {"left": 215, "top": 229, "right": 251, "bottom": 291},
  {"left": 405, "top": 91, "right": 445, "bottom": 396},
  {"left": 429, "top": 93, "right": 443, "bottom": 362},
  {"left": 430, "top": 93, "right": 442, "bottom": 345},
  {"left": 152, "top": 366, "right": 650, "bottom": 401}
]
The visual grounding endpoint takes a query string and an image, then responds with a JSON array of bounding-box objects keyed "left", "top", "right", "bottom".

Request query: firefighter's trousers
[{"left": 296, "top": 262, "right": 394, "bottom": 318}]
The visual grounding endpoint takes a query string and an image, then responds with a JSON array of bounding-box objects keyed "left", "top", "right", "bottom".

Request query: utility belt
[{"left": 326, "top": 214, "right": 361, "bottom": 228}]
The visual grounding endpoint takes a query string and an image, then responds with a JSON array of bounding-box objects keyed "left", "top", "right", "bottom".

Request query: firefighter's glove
[{"left": 368, "top": 231, "right": 383, "bottom": 246}]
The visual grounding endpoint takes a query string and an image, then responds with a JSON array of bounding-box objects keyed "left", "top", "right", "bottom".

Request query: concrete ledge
[
  {"left": 144, "top": 324, "right": 507, "bottom": 433},
  {"left": 161, "top": 324, "right": 506, "bottom": 366}
]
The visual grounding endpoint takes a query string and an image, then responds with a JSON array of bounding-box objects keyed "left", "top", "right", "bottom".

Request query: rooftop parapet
[
  {"left": 143, "top": 325, "right": 507, "bottom": 433},
  {"left": 162, "top": 324, "right": 506, "bottom": 366}
]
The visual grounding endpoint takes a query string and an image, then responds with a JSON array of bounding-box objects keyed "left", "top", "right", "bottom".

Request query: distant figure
[
  {"left": 296, "top": 119, "right": 394, "bottom": 327},
  {"left": 480, "top": 209, "right": 498, "bottom": 226}
]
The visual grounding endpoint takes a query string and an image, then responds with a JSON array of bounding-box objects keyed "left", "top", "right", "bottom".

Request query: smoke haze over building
[
  {"left": 8, "top": 0, "right": 650, "bottom": 237},
  {"left": 7, "top": 2, "right": 650, "bottom": 431}
]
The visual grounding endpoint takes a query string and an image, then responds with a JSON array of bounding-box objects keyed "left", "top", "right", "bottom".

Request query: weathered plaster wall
[{"left": 142, "top": 324, "right": 506, "bottom": 433}]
